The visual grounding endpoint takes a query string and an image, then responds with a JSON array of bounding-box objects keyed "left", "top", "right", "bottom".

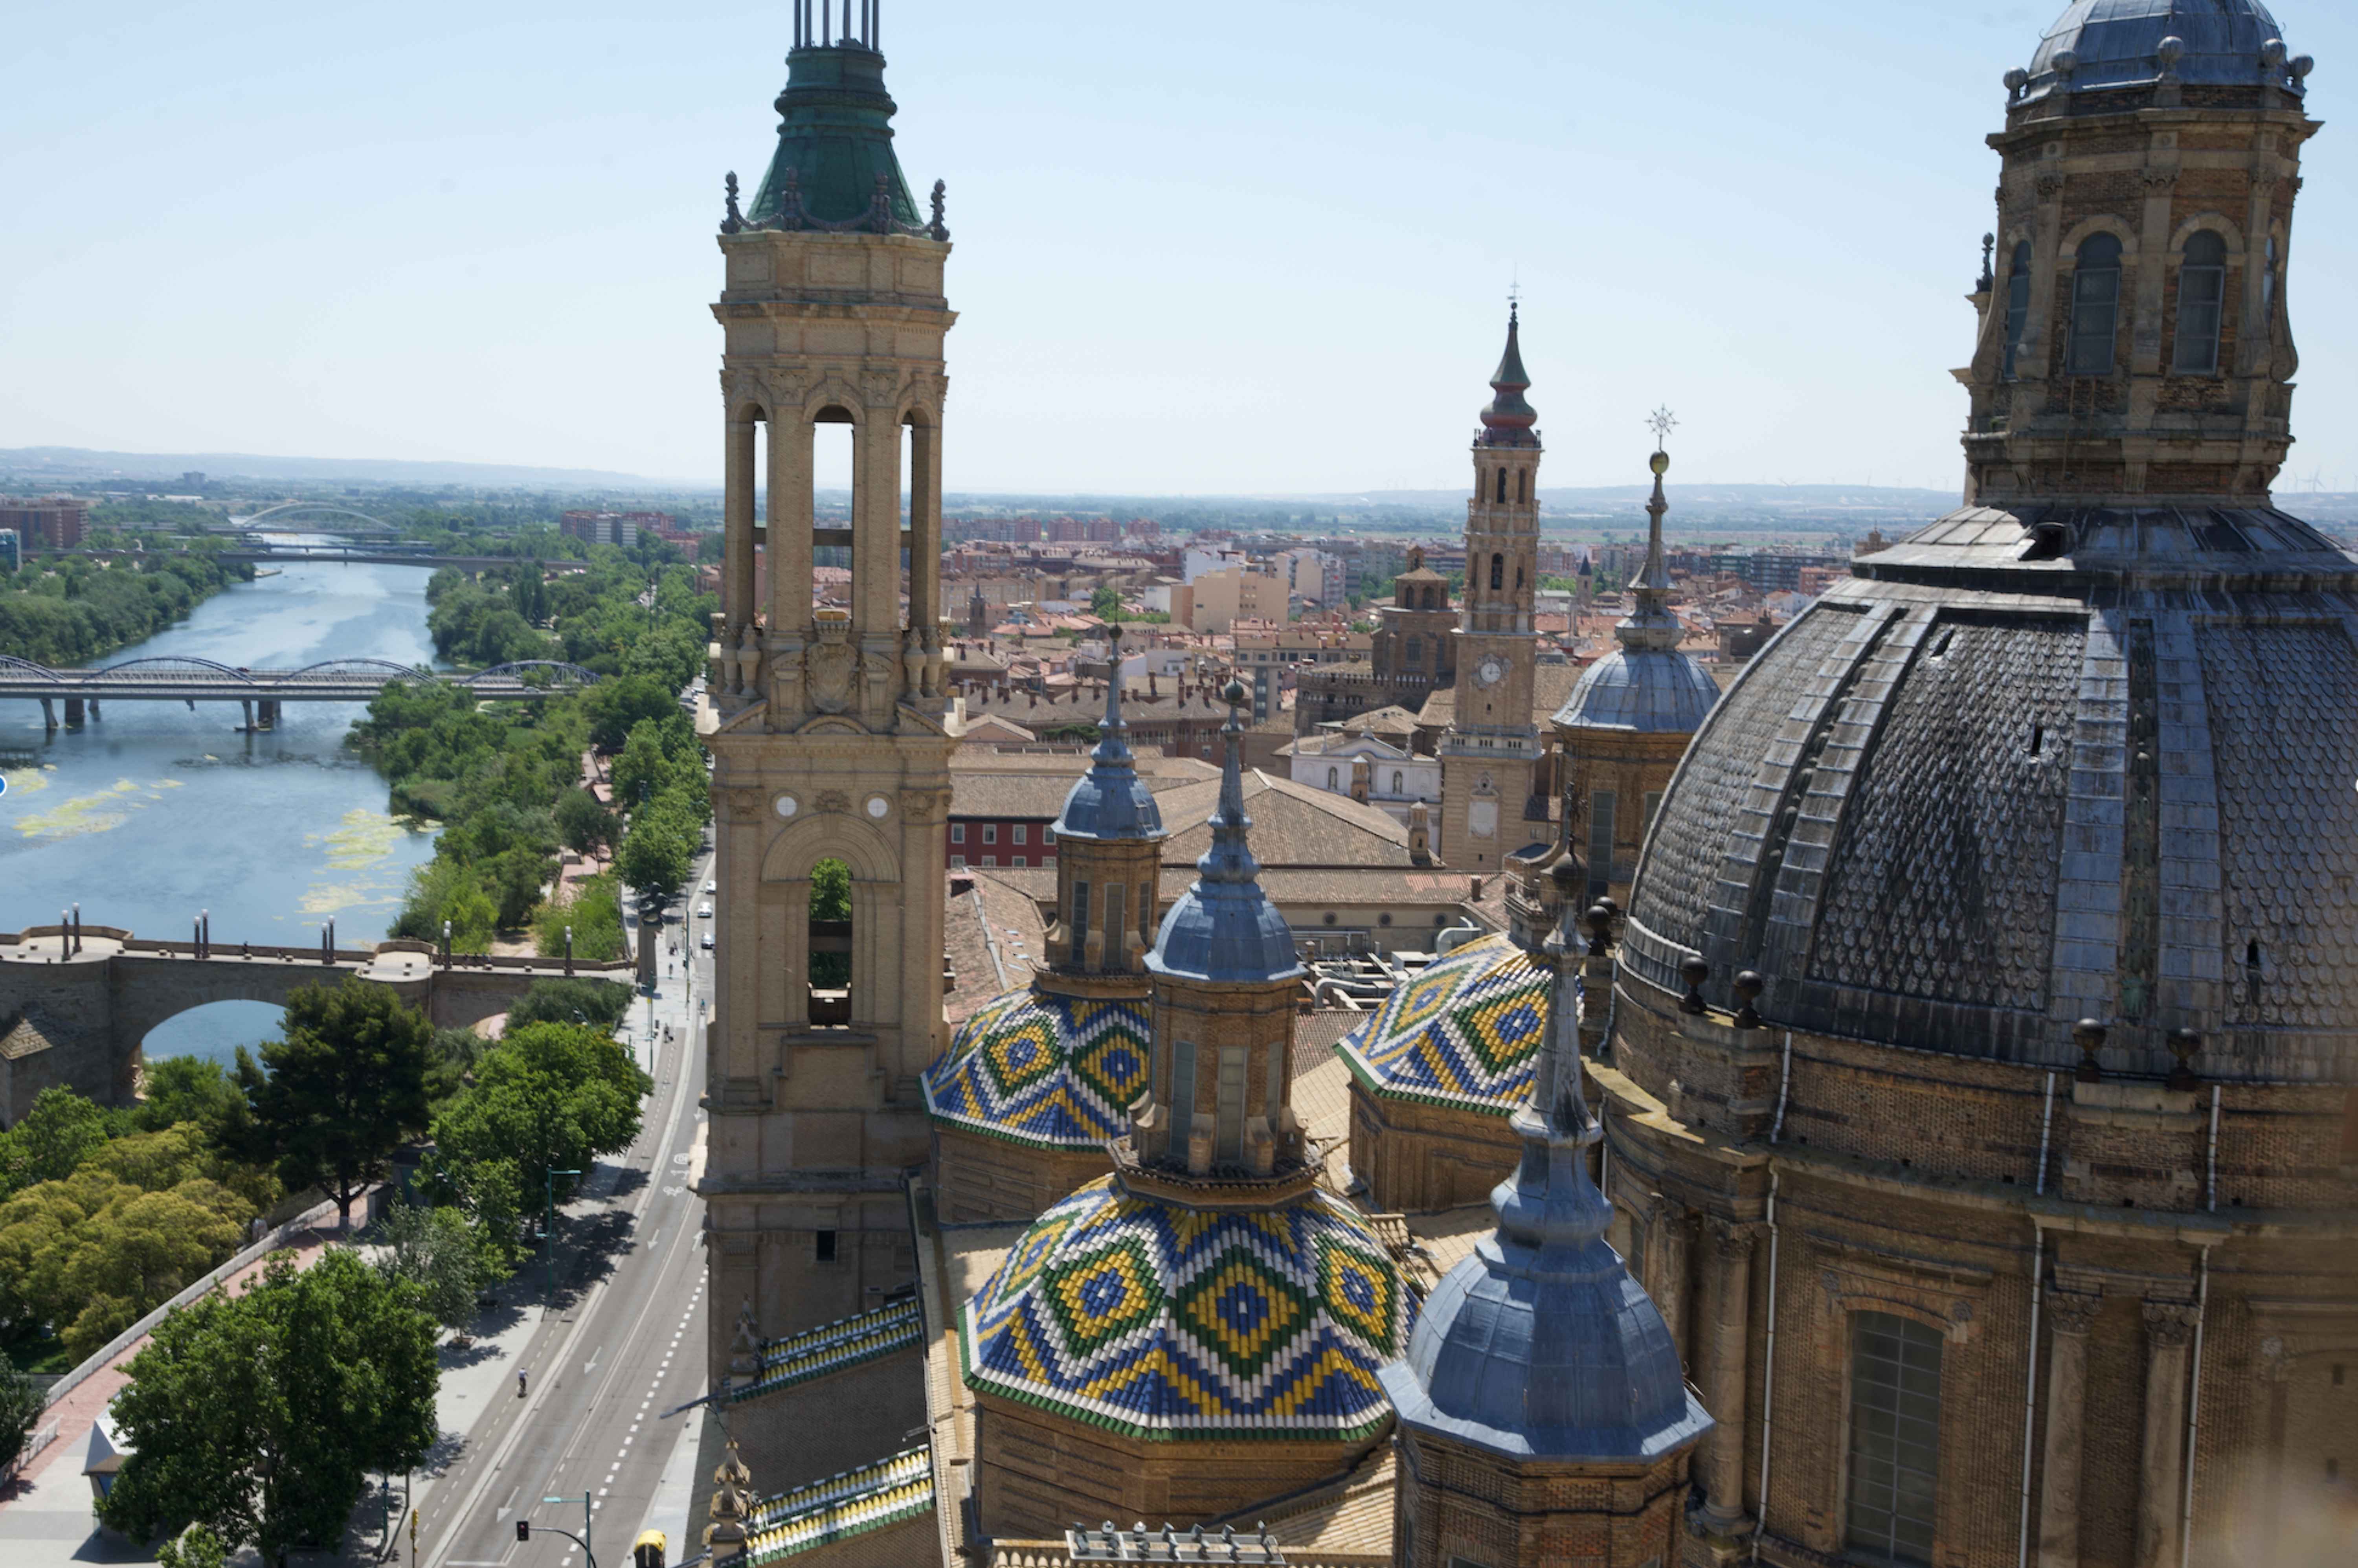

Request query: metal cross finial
[
  {"left": 1647, "top": 405, "right": 1678, "bottom": 450},
  {"left": 1507, "top": 271, "right": 1521, "bottom": 323}
]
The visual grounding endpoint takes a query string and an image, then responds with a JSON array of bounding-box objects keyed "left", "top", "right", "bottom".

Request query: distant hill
[{"left": 0, "top": 446, "right": 703, "bottom": 492}]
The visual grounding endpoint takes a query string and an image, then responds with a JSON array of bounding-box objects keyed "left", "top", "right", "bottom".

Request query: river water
[{"left": 0, "top": 560, "right": 444, "bottom": 1062}]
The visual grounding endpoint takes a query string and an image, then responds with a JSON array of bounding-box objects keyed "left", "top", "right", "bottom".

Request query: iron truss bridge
[{"left": 0, "top": 656, "right": 601, "bottom": 704}]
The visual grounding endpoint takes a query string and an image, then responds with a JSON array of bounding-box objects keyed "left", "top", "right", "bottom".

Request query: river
[{"left": 0, "top": 559, "right": 444, "bottom": 1063}]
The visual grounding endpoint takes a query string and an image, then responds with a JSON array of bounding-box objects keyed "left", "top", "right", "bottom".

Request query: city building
[
  {"left": 1438, "top": 309, "right": 1546, "bottom": 870},
  {"left": 1295, "top": 546, "right": 1457, "bottom": 733},
  {"left": 0, "top": 529, "right": 18, "bottom": 575},
  {"left": 560, "top": 509, "right": 639, "bottom": 548},
  {"left": 0, "top": 496, "right": 88, "bottom": 549}
]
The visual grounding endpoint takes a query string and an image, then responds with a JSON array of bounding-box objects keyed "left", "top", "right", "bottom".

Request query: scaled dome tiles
[
  {"left": 922, "top": 988, "right": 1151, "bottom": 1149},
  {"left": 1337, "top": 933, "right": 1552, "bottom": 1114},
  {"left": 960, "top": 1176, "right": 1411, "bottom": 1440}
]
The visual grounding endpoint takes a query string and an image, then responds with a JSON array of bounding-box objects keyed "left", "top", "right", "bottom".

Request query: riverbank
[{"left": 0, "top": 551, "right": 255, "bottom": 668}]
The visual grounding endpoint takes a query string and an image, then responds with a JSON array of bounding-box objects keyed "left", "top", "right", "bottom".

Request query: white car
[
  {"left": 700, "top": 931, "right": 714, "bottom": 950},
  {"left": 704, "top": 879, "right": 716, "bottom": 894},
  {"left": 697, "top": 902, "right": 714, "bottom": 919}
]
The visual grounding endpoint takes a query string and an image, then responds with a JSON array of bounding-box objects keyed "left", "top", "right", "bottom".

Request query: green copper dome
[{"left": 748, "top": 41, "right": 922, "bottom": 230}]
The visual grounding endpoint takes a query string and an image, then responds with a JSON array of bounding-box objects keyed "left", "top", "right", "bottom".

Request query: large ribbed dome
[
  {"left": 1622, "top": 501, "right": 2358, "bottom": 1081},
  {"left": 2020, "top": 1, "right": 2307, "bottom": 103}
]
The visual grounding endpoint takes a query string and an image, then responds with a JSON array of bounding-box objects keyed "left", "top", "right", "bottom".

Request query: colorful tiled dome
[
  {"left": 960, "top": 1175, "right": 1411, "bottom": 1440},
  {"left": 1336, "top": 933, "right": 1552, "bottom": 1114},
  {"left": 922, "top": 988, "right": 1152, "bottom": 1149}
]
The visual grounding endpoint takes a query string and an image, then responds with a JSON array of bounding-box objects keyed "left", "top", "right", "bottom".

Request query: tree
[
  {"left": 238, "top": 980, "right": 432, "bottom": 1226},
  {"left": 156, "top": 1524, "right": 230, "bottom": 1568},
  {"left": 1090, "top": 585, "right": 1121, "bottom": 621},
  {"left": 130, "top": 1056, "right": 255, "bottom": 1146},
  {"left": 553, "top": 789, "right": 617, "bottom": 857},
  {"left": 581, "top": 673, "right": 682, "bottom": 751},
  {"left": 371, "top": 1197, "right": 493, "bottom": 1333},
  {"left": 506, "top": 978, "right": 634, "bottom": 1032},
  {"left": 615, "top": 801, "right": 697, "bottom": 911},
  {"left": 430, "top": 1023, "right": 649, "bottom": 1252},
  {"left": 0, "top": 1087, "right": 109, "bottom": 1199},
  {"left": 810, "top": 858, "right": 852, "bottom": 988},
  {"left": 0, "top": 1366, "right": 41, "bottom": 1474},
  {"left": 99, "top": 1249, "right": 439, "bottom": 1568}
]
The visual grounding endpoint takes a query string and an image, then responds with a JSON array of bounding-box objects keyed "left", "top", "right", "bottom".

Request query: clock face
[{"left": 1476, "top": 655, "right": 1507, "bottom": 689}]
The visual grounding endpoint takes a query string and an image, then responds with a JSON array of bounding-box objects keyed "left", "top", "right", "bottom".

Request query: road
[{"left": 417, "top": 852, "right": 714, "bottom": 1568}]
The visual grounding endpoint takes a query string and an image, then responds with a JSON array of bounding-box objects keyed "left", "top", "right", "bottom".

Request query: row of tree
[{"left": 0, "top": 549, "right": 255, "bottom": 666}]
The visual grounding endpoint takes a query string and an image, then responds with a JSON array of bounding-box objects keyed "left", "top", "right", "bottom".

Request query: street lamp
[{"left": 543, "top": 1167, "right": 584, "bottom": 1309}]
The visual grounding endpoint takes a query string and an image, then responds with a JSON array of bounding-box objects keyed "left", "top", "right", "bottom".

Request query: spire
[
  {"left": 1618, "top": 413, "right": 1682, "bottom": 654},
  {"left": 1144, "top": 680, "right": 1298, "bottom": 984},
  {"left": 1476, "top": 303, "right": 1540, "bottom": 449},
  {"left": 1093, "top": 623, "right": 1132, "bottom": 767},
  {"left": 1491, "top": 894, "right": 1612, "bottom": 1252},
  {"left": 1052, "top": 624, "right": 1163, "bottom": 843}
]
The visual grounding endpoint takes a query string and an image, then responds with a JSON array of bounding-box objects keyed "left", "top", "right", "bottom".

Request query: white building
[{"left": 1278, "top": 730, "right": 1440, "bottom": 826}]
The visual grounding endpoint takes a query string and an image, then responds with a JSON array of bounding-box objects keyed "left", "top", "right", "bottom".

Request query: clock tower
[{"left": 1439, "top": 307, "right": 1544, "bottom": 870}]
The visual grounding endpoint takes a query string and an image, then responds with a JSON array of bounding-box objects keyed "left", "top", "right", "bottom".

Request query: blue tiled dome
[
  {"left": 922, "top": 988, "right": 1153, "bottom": 1150},
  {"left": 1335, "top": 934, "right": 1552, "bottom": 1115},
  {"left": 1054, "top": 668, "right": 1164, "bottom": 843},
  {"left": 1146, "top": 690, "right": 1301, "bottom": 986},
  {"left": 2021, "top": 1, "right": 2307, "bottom": 102},
  {"left": 1552, "top": 648, "right": 1721, "bottom": 735},
  {"left": 960, "top": 1175, "right": 1410, "bottom": 1439}
]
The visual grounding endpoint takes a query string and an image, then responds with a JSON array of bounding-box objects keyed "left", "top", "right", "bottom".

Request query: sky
[{"left": 4, "top": 0, "right": 2354, "bottom": 496}]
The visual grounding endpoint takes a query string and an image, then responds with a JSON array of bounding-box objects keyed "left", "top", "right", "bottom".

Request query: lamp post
[
  {"left": 523, "top": 1493, "right": 597, "bottom": 1568},
  {"left": 543, "top": 1166, "right": 583, "bottom": 1309}
]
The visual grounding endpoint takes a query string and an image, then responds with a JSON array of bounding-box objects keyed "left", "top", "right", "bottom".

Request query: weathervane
[{"left": 1647, "top": 405, "right": 1678, "bottom": 451}]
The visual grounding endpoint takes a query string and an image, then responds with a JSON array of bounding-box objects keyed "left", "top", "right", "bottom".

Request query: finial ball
[
  {"left": 1221, "top": 678, "right": 1247, "bottom": 707},
  {"left": 1649, "top": 450, "right": 1670, "bottom": 477}
]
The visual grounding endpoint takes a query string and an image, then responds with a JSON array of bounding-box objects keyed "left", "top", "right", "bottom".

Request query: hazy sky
[{"left": 5, "top": 1, "right": 2354, "bottom": 496}]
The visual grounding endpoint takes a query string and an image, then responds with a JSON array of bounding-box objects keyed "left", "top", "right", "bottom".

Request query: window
[
  {"left": 2002, "top": 240, "right": 2032, "bottom": 378},
  {"left": 1589, "top": 789, "right": 1617, "bottom": 897},
  {"left": 1846, "top": 1311, "right": 1942, "bottom": 1568},
  {"left": 1043, "top": 827, "right": 1055, "bottom": 846},
  {"left": 1102, "top": 882, "right": 1125, "bottom": 970},
  {"left": 1518, "top": 469, "right": 1529, "bottom": 503},
  {"left": 1643, "top": 790, "right": 1663, "bottom": 836},
  {"left": 815, "top": 1229, "right": 838, "bottom": 1263},
  {"left": 1010, "top": 855, "right": 1026, "bottom": 868},
  {"left": 2174, "top": 231, "right": 2227, "bottom": 374},
  {"left": 981, "top": 824, "right": 997, "bottom": 844},
  {"left": 1494, "top": 467, "right": 1508, "bottom": 503},
  {"left": 1139, "top": 882, "right": 1155, "bottom": 945},
  {"left": 1405, "top": 634, "right": 1422, "bottom": 667},
  {"left": 981, "top": 856, "right": 996, "bottom": 867},
  {"left": 1012, "top": 824, "right": 1027, "bottom": 844},
  {"left": 1489, "top": 553, "right": 1504, "bottom": 590},
  {"left": 1169, "top": 1039, "right": 1198, "bottom": 1150},
  {"left": 2067, "top": 233, "right": 2123, "bottom": 375},
  {"left": 950, "top": 854, "right": 966, "bottom": 869},
  {"left": 2263, "top": 235, "right": 2279, "bottom": 316},
  {"left": 950, "top": 823, "right": 966, "bottom": 844},
  {"left": 1070, "top": 881, "right": 1091, "bottom": 964},
  {"left": 1216, "top": 1046, "right": 1248, "bottom": 1165}
]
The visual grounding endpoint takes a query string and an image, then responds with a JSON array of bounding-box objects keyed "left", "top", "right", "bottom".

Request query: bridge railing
[{"left": 0, "top": 927, "right": 633, "bottom": 974}]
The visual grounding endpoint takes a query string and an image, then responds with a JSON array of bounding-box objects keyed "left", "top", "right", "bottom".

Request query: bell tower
[
  {"left": 1440, "top": 306, "right": 1544, "bottom": 869},
  {"left": 701, "top": 0, "right": 960, "bottom": 1342}
]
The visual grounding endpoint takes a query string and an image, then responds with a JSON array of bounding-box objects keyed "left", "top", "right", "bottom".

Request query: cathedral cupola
[
  {"left": 746, "top": 1, "right": 936, "bottom": 233},
  {"left": 1477, "top": 303, "right": 1540, "bottom": 449}
]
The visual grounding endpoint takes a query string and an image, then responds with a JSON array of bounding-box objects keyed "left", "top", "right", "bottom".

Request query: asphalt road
[{"left": 418, "top": 858, "right": 714, "bottom": 1568}]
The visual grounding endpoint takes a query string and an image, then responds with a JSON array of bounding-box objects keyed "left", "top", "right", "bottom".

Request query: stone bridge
[{"left": 0, "top": 925, "right": 637, "bottom": 1125}]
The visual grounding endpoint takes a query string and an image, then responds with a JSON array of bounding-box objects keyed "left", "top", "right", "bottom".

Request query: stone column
[
  {"left": 770, "top": 410, "right": 814, "bottom": 642},
  {"left": 725, "top": 414, "right": 757, "bottom": 637},
  {"left": 908, "top": 418, "right": 940, "bottom": 642},
  {"left": 2037, "top": 1289, "right": 2102, "bottom": 1568},
  {"left": 2134, "top": 1300, "right": 2199, "bottom": 1568},
  {"left": 1700, "top": 1216, "right": 1757, "bottom": 1532}
]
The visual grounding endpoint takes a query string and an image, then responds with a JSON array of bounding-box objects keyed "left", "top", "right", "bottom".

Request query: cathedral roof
[
  {"left": 1475, "top": 306, "right": 1539, "bottom": 450},
  {"left": 959, "top": 1174, "right": 1410, "bottom": 1440},
  {"left": 2018, "top": 1, "right": 2308, "bottom": 104},
  {"left": 1552, "top": 648, "right": 1721, "bottom": 734},
  {"left": 734, "top": 1445, "right": 934, "bottom": 1562},
  {"left": 922, "top": 986, "right": 1152, "bottom": 1150},
  {"left": 1335, "top": 933, "right": 1552, "bottom": 1115},
  {"left": 1623, "top": 498, "right": 2358, "bottom": 1080}
]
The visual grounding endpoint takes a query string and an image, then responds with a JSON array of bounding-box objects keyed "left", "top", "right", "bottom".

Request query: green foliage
[
  {"left": 155, "top": 1524, "right": 230, "bottom": 1568},
  {"left": 99, "top": 1249, "right": 439, "bottom": 1565},
  {"left": 0, "top": 552, "right": 254, "bottom": 666},
  {"left": 581, "top": 673, "right": 685, "bottom": 750},
  {"left": 553, "top": 789, "right": 618, "bottom": 857},
  {"left": 1089, "top": 585, "right": 1121, "bottom": 621},
  {"left": 809, "top": 858, "right": 851, "bottom": 988},
  {"left": 505, "top": 978, "right": 634, "bottom": 1032},
  {"left": 237, "top": 980, "right": 432, "bottom": 1224},
  {"left": 422, "top": 1027, "right": 485, "bottom": 1114},
  {"left": 533, "top": 873, "right": 626, "bottom": 962},
  {"left": 371, "top": 1197, "right": 496, "bottom": 1332},
  {"left": 0, "top": 1364, "right": 43, "bottom": 1473},
  {"left": 0, "top": 1087, "right": 110, "bottom": 1199},
  {"left": 130, "top": 1058, "right": 255, "bottom": 1149},
  {"left": 428, "top": 1023, "right": 648, "bottom": 1259}
]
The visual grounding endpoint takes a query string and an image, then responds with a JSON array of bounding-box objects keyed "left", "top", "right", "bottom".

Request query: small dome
[
  {"left": 1148, "top": 695, "right": 1301, "bottom": 985},
  {"left": 961, "top": 1175, "right": 1410, "bottom": 1439},
  {"left": 922, "top": 988, "right": 1151, "bottom": 1149},
  {"left": 1337, "top": 933, "right": 1552, "bottom": 1114},
  {"left": 1552, "top": 648, "right": 1721, "bottom": 734},
  {"left": 1055, "top": 643, "right": 1164, "bottom": 842},
  {"left": 2020, "top": 1, "right": 2301, "bottom": 102}
]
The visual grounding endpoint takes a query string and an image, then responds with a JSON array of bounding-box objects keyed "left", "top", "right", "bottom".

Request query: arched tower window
[
  {"left": 1489, "top": 553, "right": 1504, "bottom": 591},
  {"left": 1405, "top": 634, "right": 1422, "bottom": 667},
  {"left": 2174, "top": 231, "right": 2228, "bottom": 375},
  {"left": 1517, "top": 469, "right": 1529, "bottom": 503},
  {"left": 809, "top": 857, "right": 852, "bottom": 1006},
  {"left": 1494, "top": 468, "right": 1508, "bottom": 504},
  {"left": 1846, "top": 1311, "right": 1943, "bottom": 1567},
  {"left": 1069, "top": 879, "right": 1091, "bottom": 965},
  {"left": 2067, "top": 234, "right": 2123, "bottom": 376},
  {"left": 2002, "top": 240, "right": 2032, "bottom": 379}
]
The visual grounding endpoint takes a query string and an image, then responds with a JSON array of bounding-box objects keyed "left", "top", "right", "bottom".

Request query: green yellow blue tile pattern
[
  {"left": 741, "top": 1446, "right": 934, "bottom": 1562},
  {"left": 922, "top": 986, "right": 1152, "bottom": 1148},
  {"left": 1335, "top": 933, "right": 1553, "bottom": 1114},
  {"left": 959, "top": 1175, "right": 1410, "bottom": 1440},
  {"left": 725, "top": 1299, "right": 924, "bottom": 1404}
]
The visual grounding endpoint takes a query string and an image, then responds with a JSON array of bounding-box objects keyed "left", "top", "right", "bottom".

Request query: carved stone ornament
[
  {"left": 2141, "top": 1299, "right": 2200, "bottom": 1348},
  {"left": 1706, "top": 1215, "right": 1758, "bottom": 1260},
  {"left": 898, "top": 790, "right": 939, "bottom": 824},
  {"left": 2141, "top": 169, "right": 2180, "bottom": 193},
  {"left": 806, "top": 617, "right": 856, "bottom": 714},
  {"left": 815, "top": 790, "right": 852, "bottom": 815},
  {"left": 2046, "top": 1287, "right": 2102, "bottom": 1337},
  {"left": 725, "top": 788, "right": 762, "bottom": 823},
  {"left": 2036, "top": 172, "right": 2066, "bottom": 199}
]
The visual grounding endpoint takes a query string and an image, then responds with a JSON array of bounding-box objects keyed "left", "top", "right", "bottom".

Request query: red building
[{"left": 0, "top": 497, "right": 88, "bottom": 549}]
